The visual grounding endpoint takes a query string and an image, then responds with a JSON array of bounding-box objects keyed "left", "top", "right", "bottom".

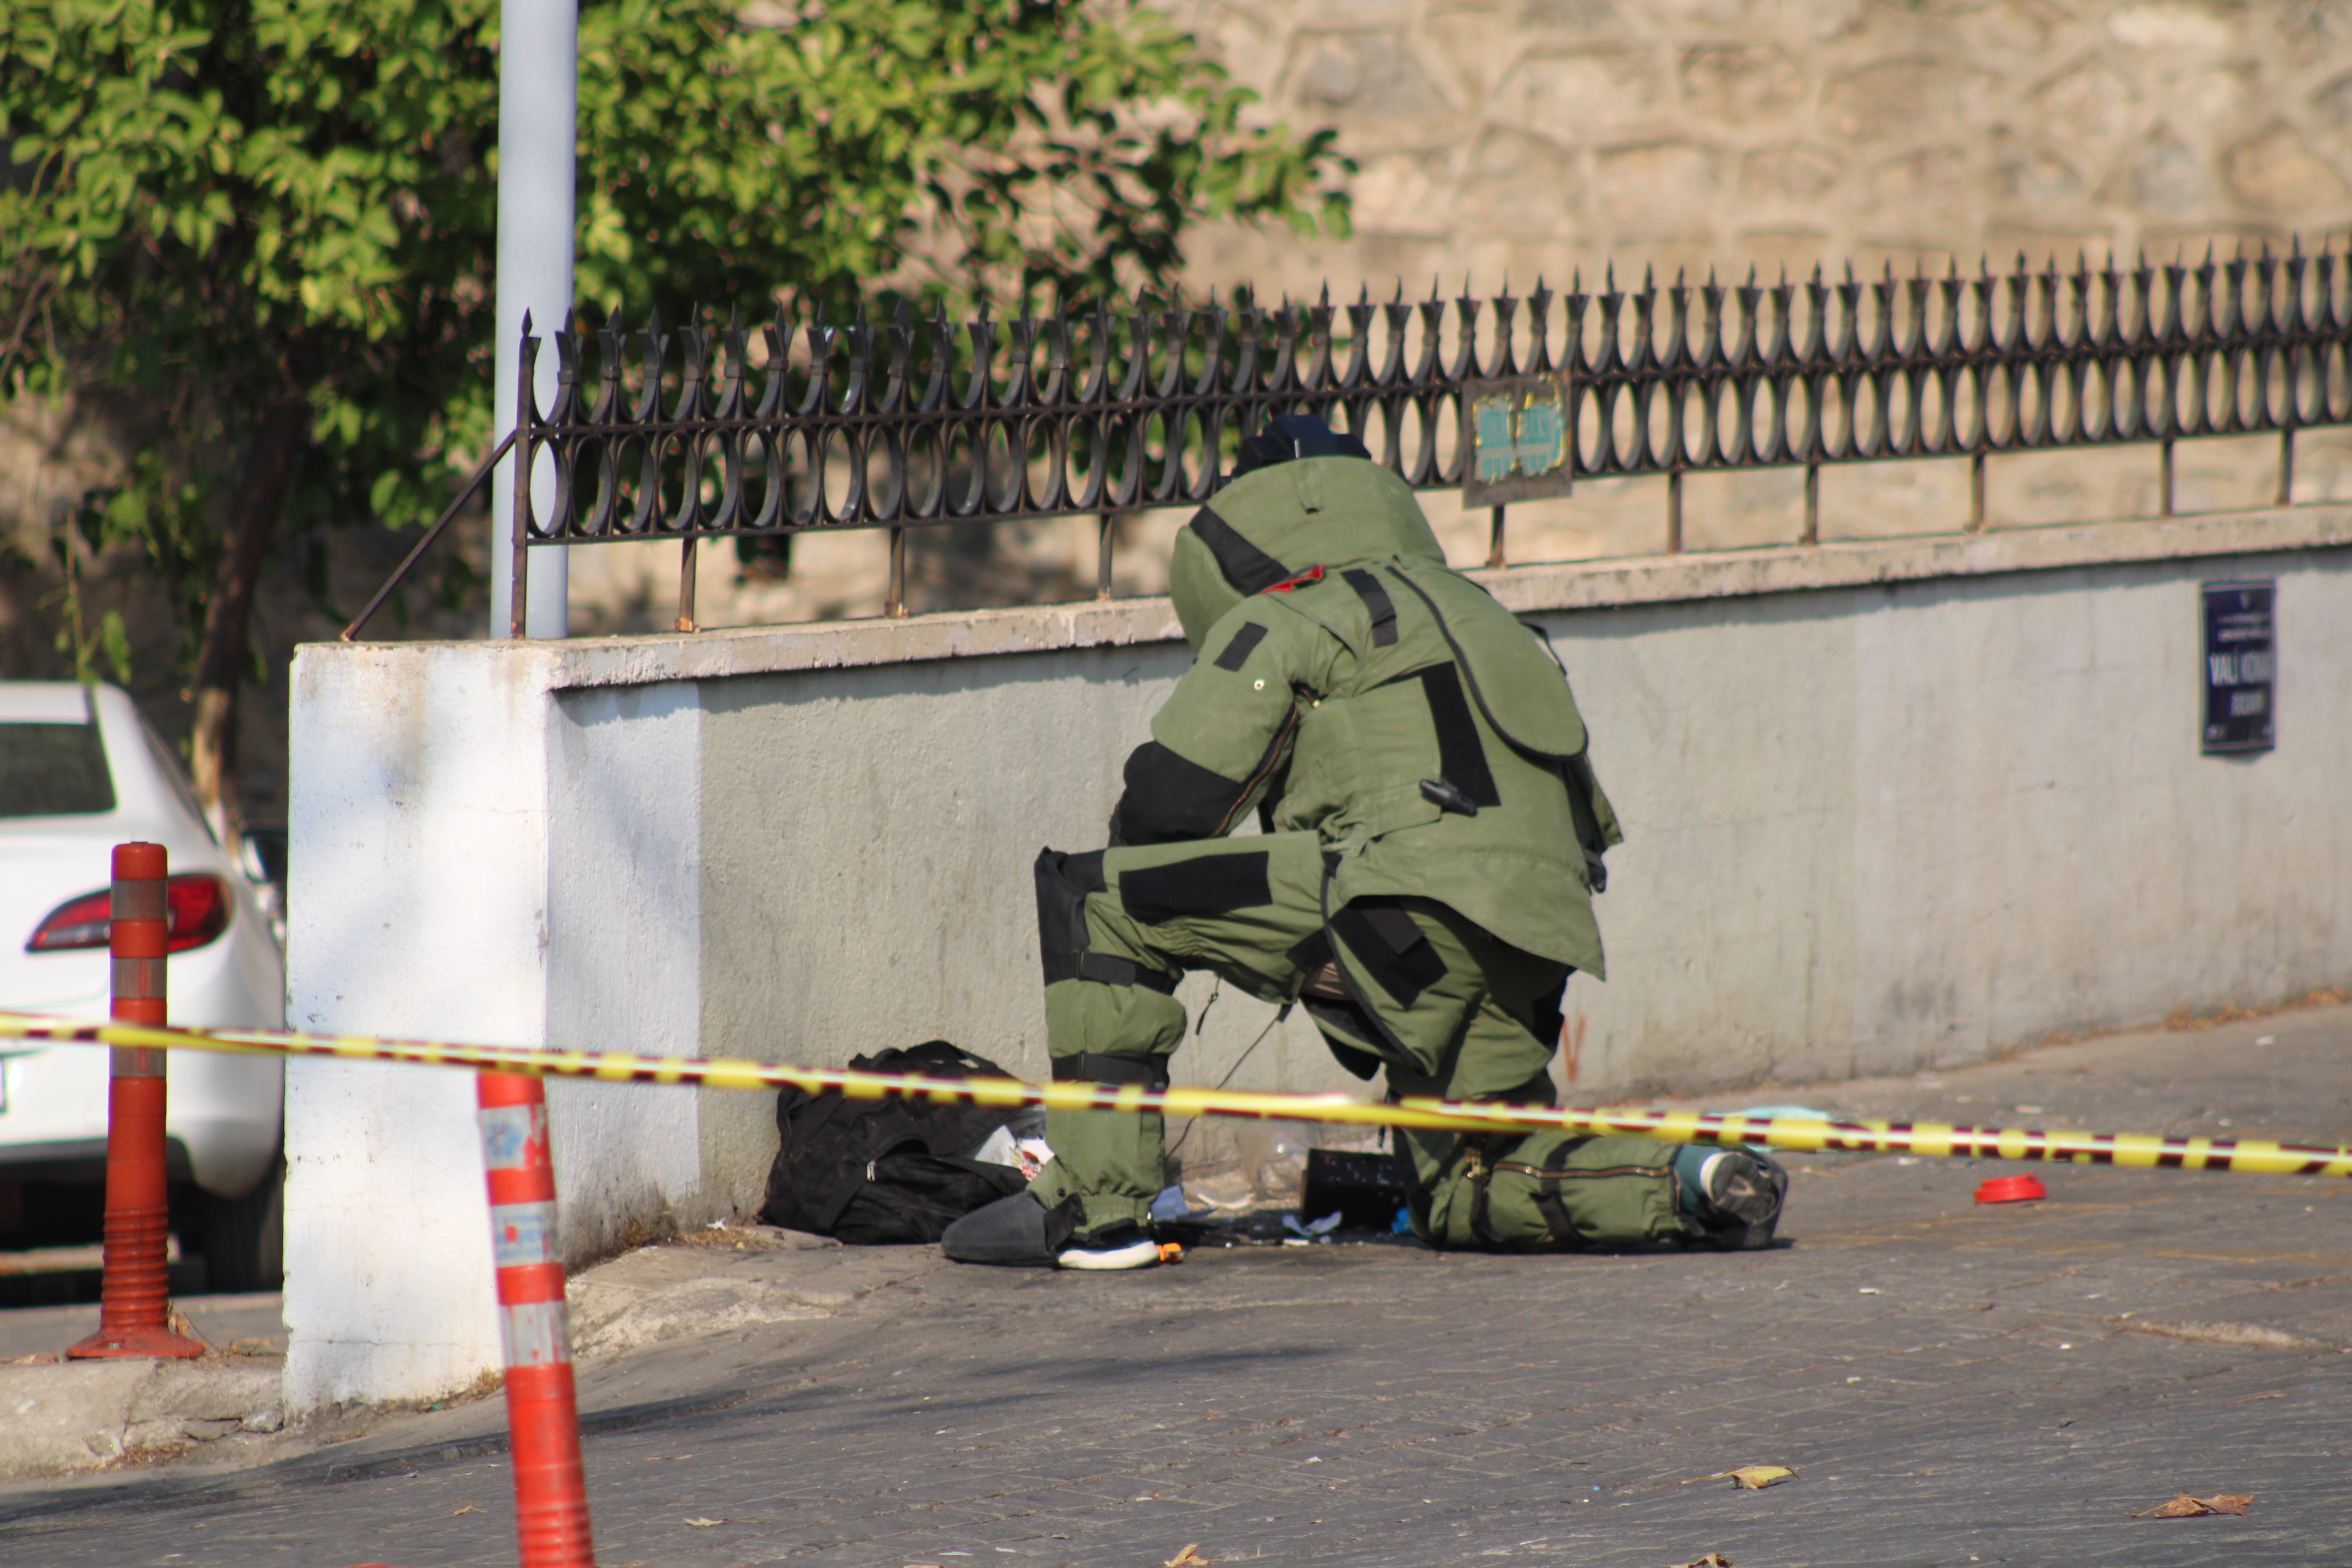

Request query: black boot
[{"left": 941, "top": 1192, "right": 1076, "bottom": 1266}]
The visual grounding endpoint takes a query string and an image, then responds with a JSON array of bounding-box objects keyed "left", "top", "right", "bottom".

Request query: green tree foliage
[{"left": 0, "top": 0, "right": 1348, "bottom": 822}]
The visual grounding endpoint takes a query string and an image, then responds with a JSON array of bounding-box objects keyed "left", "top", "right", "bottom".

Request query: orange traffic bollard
[
  {"left": 68, "top": 842, "right": 204, "bottom": 1360},
  {"left": 476, "top": 1070, "right": 596, "bottom": 1567}
]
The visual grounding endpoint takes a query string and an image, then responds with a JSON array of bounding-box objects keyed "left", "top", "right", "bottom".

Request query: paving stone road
[{"left": 3, "top": 1003, "right": 2349, "bottom": 1568}]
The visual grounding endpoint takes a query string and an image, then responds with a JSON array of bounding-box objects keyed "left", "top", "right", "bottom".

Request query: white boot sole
[{"left": 1056, "top": 1239, "right": 1162, "bottom": 1271}]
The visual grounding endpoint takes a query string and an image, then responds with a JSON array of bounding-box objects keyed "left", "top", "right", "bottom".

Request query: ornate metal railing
[{"left": 342, "top": 242, "right": 2352, "bottom": 640}]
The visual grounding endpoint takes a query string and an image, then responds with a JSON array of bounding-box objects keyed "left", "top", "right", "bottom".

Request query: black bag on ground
[{"left": 759, "top": 1040, "right": 1029, "bottom": 1244}]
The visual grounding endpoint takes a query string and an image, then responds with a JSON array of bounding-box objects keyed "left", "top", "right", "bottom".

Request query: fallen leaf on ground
[
  {"left": 450, "top": 1502, "right": 478, "bottom": 1515},
  {"left": 1164, "top": 1545, "right": 1211, "bottom": 1566},
  {"left": 1724, "top": 1465, "right": 1796, "bottom": 1490},
  {"left": 2132, "top": 1491, "right": 2253, "bottom": 1518},
  {"left": 1672, "top": 1554, "right": 1734, "bottom": 1567}
]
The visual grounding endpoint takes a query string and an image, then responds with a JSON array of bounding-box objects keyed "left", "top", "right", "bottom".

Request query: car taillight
[
  {"left": 25, "top": 888, "right": 110, "bottom": 952},
  {"left": 165, "top": 874, "right": 231, "bottom": 951},
  {"left": 26, "top": 874, "right": 233, "bottom": 954}
]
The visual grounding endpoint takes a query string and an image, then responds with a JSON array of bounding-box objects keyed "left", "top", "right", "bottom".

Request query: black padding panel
[
  {"left": 1332, "top": 897, "right": 1449, "bottom": 1009},
  {"left": 1213, "top": 620, "right": 1271, "bottom": 671},
  {"left": 1110, "top": 741, "right": 1250, "bottom": 845},
  {"left": 1188, "top": 507, "right": 1289, "bottom": 595},
  {"left": 1415, "top": 664, "right": 1501, "bottom": 808},
  {"left": 1284, "top": 927, "right": 1335, "bottom": 975},
  {"left": 1341, "top": 568, "right": 1399, "bottom": 647},
  {"left": 1033, "top": 848, "right": 1106, "bottom": 977},
  {"left": 1120, "top": 851, "right": 1273, "bottom": 926}
]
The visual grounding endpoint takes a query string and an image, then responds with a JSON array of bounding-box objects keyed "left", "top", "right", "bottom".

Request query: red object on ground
[
  {"left": 68, "top": 842, "right": 205, "bottom": 1361},
  {"left": 1975, "top": 1174, "right": 2047, "bottom": 1204},
  {"left": 476, "top": 1070, "right": 596, "bottom": 1567}
]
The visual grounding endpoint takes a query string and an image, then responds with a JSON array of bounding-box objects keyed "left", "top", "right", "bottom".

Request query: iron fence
[{"left": 341, "top": 242, "right": 2352, "bottom": 640}]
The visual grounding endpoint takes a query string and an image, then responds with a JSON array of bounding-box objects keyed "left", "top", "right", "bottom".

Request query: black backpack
[{"left": 759, "top": 1040, "right": 1030, "bottom": 1244}]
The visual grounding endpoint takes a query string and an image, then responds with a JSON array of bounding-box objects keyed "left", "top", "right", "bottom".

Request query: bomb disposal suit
[{"left": 942, "top": 424, "right": 1784, "bottom": 1269}]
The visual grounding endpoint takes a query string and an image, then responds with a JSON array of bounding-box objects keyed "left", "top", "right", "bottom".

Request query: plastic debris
[
  {"left": 1976, "top": 1174, "right": 2047, "bottom": 1204},
  {"left": 1723, "top": 1465, "right": 1796, "bottom": 1490},
  {"left": 2133, "top": 1491, "right": 2252, "bottom": 1518}
]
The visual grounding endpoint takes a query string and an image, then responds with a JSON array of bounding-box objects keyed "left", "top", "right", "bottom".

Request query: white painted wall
[
  {"left": 286, "top": 505, "right": 2352, "bottom": 1408},
  {"left": 1553, "top": 557, "right": 2352, "bottom": 1090},
  {"left": 285, "top": 656, "right": 723, "bottom": 1410},
  {"left": 283, "top": 647, "right": 548, "bottom": 1410}
]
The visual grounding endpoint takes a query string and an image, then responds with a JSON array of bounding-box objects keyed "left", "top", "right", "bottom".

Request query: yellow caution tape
[{"left": 5, "top": 1009, "right": 2348, "bottom": 1177}]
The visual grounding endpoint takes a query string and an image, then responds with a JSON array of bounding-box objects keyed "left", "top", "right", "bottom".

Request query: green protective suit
[{"left": 1027, "top": 454, "right": 1693, "bottom": 1249}]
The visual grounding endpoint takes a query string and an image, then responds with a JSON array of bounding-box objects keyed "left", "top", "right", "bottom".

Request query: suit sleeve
[{"left": 1109, "top": 600, "right": 1328, "bottom": 846}]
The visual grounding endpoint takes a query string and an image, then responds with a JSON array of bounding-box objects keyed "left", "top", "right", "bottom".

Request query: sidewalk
[{"left": 2, "top": 1000, "right": 2347, "bottom": 1566}]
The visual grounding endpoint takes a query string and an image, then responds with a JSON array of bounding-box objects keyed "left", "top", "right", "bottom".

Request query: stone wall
[{"left": 1179, "top": 0, "right": 2352, "bottom": 301}]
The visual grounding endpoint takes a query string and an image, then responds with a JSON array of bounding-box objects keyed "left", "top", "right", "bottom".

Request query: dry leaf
[
  {"left": 1165, "top": 1546, "right": 1211, "bottom": 1567},
  {"left": 1726, "top": 1465, "right": 1796, "bottom": 1490},
  {"left": 451, "top": 1502, "right": 479, "bottom": 1516},
  {"left": 1672, "top": 1555, "right": 1734, "bottom": 1567},
  {"left": 684, "top": 1518, "right": 725, "bottom": 1528},
  {"left": 2132, "top": 1491, "right": 2252, "bottom": 1518}
]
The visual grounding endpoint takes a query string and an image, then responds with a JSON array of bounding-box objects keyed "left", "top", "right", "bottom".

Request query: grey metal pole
[{"left": 489, "top": 0, "right": 578, "bottom": 640}]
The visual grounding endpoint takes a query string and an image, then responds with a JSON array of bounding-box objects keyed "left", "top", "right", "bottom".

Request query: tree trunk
[{"left": 188, "top": 397, "right": 309, "bottom": 842}]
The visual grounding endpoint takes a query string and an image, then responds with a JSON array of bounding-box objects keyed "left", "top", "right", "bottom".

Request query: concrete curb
[{"left": 0, "top": 1360, "right": 283, "bottom": 1482}]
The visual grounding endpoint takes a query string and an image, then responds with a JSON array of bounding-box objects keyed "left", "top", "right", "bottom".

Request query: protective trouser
[{"left": 1027, "top": 829, "right": 1691, "bottom": 1247}]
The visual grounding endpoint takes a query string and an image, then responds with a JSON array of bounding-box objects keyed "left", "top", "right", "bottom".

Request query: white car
[{"left": 0, "top": 681, "right": 288, "bottom": 1289}]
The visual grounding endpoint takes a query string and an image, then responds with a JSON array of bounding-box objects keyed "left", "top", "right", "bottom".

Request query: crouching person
[{"left": 943, "top": 417, "right": 1785, "bottom": 1270}]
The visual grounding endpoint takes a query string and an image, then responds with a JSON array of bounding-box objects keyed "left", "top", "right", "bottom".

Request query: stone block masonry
[{"left": 1178, "top": 0, "right": 2352, "bottom": 301}]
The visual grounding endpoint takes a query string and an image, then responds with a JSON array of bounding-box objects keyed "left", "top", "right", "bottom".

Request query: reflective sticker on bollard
[
  {"left": 490, "top": 1200, "right": 560, "bottom": 1268},
  {"left": 109, "top": 957, "right": 167, "bottom": 999},
  {"left": 500, "top": 1299, "right": 573, "bottom": 1367},
  {"left": 479, "top": 1103, "right": 550, "bottom": 1170}
]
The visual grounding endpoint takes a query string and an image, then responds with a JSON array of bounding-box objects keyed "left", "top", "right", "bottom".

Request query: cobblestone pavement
[{"left": 4, "top": 1004, "right": 2350, "bottom": 1567}]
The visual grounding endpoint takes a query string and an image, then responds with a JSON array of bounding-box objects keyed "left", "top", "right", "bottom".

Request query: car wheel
[{"left": 201, "top": 1154, "right": 284, "bottom": 1293}]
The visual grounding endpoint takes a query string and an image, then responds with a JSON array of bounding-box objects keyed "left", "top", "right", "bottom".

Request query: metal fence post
[
  {"left": 68, "top": 842, "right": 204, "bottom": 1360},
  {"left": 674, "top": 537, "right": 699, "bottom": 632},
  {"left": 476, "top": 1070, "right": 596, "bottom": 1567}
]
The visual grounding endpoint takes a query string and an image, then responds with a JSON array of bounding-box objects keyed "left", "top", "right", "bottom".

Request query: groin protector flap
[{"left": 1390, "top": 566, "right": 1588, "bottom": 762}]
